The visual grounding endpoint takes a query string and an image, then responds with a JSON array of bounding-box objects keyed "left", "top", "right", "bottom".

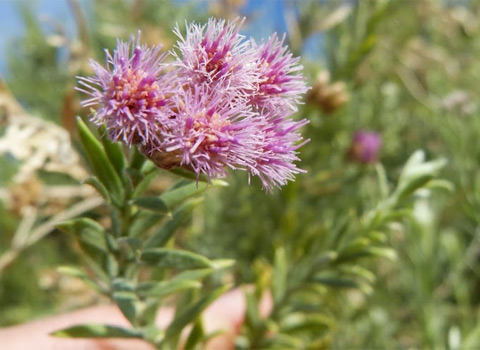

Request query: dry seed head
[{"left": 308, "top": 71, "right": 349, "bottom": 113}]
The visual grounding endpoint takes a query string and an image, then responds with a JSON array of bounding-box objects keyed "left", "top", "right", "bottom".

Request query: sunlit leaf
[
  {"left": 51, "top": 324, "right": 142, "bottom": 338},
  {"left": 77, "top": 117, "right": 124, "bottom": 205}
]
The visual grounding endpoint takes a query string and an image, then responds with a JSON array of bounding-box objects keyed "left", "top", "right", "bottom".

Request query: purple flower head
[
  {"left": 250, "top": 33, "right": 308, "bottom": 112},
  {"left": 76, "top": 19, "right": 311, "bottom": 191},
  {"left": 173, "top": 18, "right": 257, "bottom": 97},
  {"left": 77, "top": 33, "right": 171, "bottom": 146},
  {"left": 148, "top": 86, "right": 264, "bottom": 179},
  {"left": 348, "top": 131, "right": 382, "bottom": 164},
  {"left": 249, "top": 112, "right": 309, "bottom": 191}
]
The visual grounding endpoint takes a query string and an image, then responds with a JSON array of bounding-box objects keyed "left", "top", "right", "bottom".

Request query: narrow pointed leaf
[
  {"left": 129, "top": 146, "right": 148, "bottom": 170},
  {"left": 130, "top": 211, "right": 164, "bottom": 238},
  {"left": 338, "top": 238, "right": 370, "bottom": 260},
  {"left": 137, "top": 268, "right": 214, "bottom": 292},
  {"left": 100, "top": 126, "right": 126, "bottom": 175},
  {"left": 184, "top": 319, "right": 204, "bottom": 350},
  {"left": 313, "top": 251, "right": 338, "bottom": 269},
  {"left": 144, "top": 198, "right": 202, "bottom": 249},
  {"left": 261, "top": 333, "right": 303, "bottom": 349},
  {"left": 160, "top": 179, "right": 226, "bottom": 209},
  {"left": 141, "top": 279, "right": 201, "bottom": 298},
  {"left": 77, "top": 117, "right": 124, "bottom": 204},
  {"left": 165, "top": 284, "right": 231, "bottom": 344},
  {"left": 51, "top": 324, "right": 142, "bottom": 338},
  {"left": 363, "top": 247, "right": 397, "bottom": 260},
  {"left": 57, "top": 266, "right": 105, "bottom": 293},
  {"left": 280, "top": 312, "right": 333, "bottom": 334},
  {"left": 132, "top": 170, "right": 158, "bottom": 198},
  {"left": 339, "top": 265, "right": 376, "bottom": 283},
  {"left": 132, "top": 196, "right": 169, "bottom": 213},
  {"left": 141, "top": 248, "right": 213, "bottom": 270},
  {"left": 84, "top": 176, "right": 110, "bottom": 203},
  {"left": 168, "top": 167, "right": 209, "bottom": 183},
  {"left": 272, "top": 246, "right": 288, "bottom": 305},
  {"left": 113, "top": 291, "right": 140, "bottom": 325},
  {"left": 57, "top": 218, "right": 107, "bottom": 251},
  {"left": 245, "top": 289, "right": 262, "bottom": 329},
  {"left": 313, "top": 276, "right": 359, "bottom": 288}
]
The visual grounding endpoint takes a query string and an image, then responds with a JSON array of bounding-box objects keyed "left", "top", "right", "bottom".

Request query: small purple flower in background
[
  {"left": 77, "top": 33, "right": 171, "bottom": 146},
  {"left": 347, "top": 131, "right": 382, "bottom": 164},
  {"left": 78, "top": 18, "right": 310, "bottom": 191}
]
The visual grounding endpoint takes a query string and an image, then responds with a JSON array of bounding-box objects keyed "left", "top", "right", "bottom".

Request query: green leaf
[
  {"left": 112, "top": 278, "right": 136, "bottom": 292},
  {"left": 327, "top": 213, "right": 352, "bottom": 250},
  {"left": 395, "top": 174, "right": 436, "bottom": 202},
  {"left": 57, "top": 218, "right": 107, "bottom": 252},
  {"left": 367, "top": 231, "right": 387, "bottom": 244},
  {"left": 140, "top": 279, "right": 201, "bottom": 298},
  {"left": 424, "top": 179, "right": 454, "bottom": 192},
  {"left": 105, "top": 253, "right": 119, "bottom": 278},
  {"left": 339, "top": 265, "right": 376, "bottom": 283},
  {"left": 184, "top": 319, "right": 204, "bottom": 350},
  {"left": 279, "top": 312, "right": 333, "bottom": 334},
  {"left": 338, "top": 238, "right": 370, "bottom": 258},
  {"left": 160, "top": 180, "right": 226, "bottom": 209},
  {"left": 313, "top": 276, "right": 360, "bottom": 288},
  {"left": 59, "top": 224, "right": 114, "bottom": 280},
  {"left": 117, "top": 237, "right": 143, "bottom": 254},
  {"left": 123, "top": 167, "right": 141, "bottom": 192},
  {"left": 77, "top": 117, "right": 124, "bottom": 205},
  {"left": 260, "top": 333, "right": 303, "bottom": 349},
  {"left": 395, "top": 151, "right": 447, "bottom": 201},
  {"left": 84, "top": 176, "right": 110, "bottom": 204},
  {"left": 375, "top": 163, "right": 390, "bottom": 199},
  {"left": 244, "top": 288, "right": 262, "bottom": 329},
  {"left": 113, "top": 291, "right": 140, "bottom": 325},
  {"left": 313, "top": 251, "right": 338, "bottom": 269},
  {"left": 210, "top": 259, "right": 236, "bottom": 270},
  {"left": 57, "top": 266, "right": 106, "bottom": 293},
  {"left": 99, "top": 126, "right": 126, "bottom": 176},
  {"left": 129, "top": 146, "right": 148, "bottom": 170},
  {"left": 141, "top": 325, "right": 165, "bottom": 346},
  {"left": 141, "top": 248, "right": 213, "bottom": 270},
  {"left": 144, "top": 198, "right": 202, "bottom": 249},
  {"left": 164, "top": 284, "right": 231, "bottom": 346},
  {"left": 132, "top": 196, "right": 169, "bottom": 213},
  {"left": 137, "top": 268, "right": 215, "bottom": 293},
  {"left": 132, "top": 170, "right": 158, "bottom": 198},
  {"left": 167, "top": 167, "right": 209, "bottom": 183},
  {"left": 130, "top": 211, "right": 164, "bottom": 238},
  {"left": 272, "top": 246, "right": 288, "bottom": 305},
  {"left": 363, "top": 247, "right": 397, "bottom": 260},
  {"left": 51, "top": 324, "right": 142, "bottom": 338}
]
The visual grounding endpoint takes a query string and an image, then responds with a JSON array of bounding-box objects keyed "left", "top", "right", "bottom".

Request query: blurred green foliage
[{"left": 2, "top": 0, "right": 480, "bottom": 348}]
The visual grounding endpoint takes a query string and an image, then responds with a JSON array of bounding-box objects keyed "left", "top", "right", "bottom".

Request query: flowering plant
[
  {"left": 0, "top": 4, "right": 458, "bottom": 349},
  {"left": 52, "top": 17, "right": 309, "bottom": 349}
]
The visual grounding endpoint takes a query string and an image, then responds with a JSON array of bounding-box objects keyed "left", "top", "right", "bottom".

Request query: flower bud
[
  {"left": 307, "top": 70, "right": 349, "bottom": 113},
  {"left": 347, "top": 131, "right": 382, "bottom": 164}
]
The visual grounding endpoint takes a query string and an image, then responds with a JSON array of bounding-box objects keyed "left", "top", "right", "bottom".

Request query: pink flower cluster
[{"left": 78, "top": 18, "right": 309, "bottom": 191}]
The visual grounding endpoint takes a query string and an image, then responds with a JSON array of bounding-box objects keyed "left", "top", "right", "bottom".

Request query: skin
[{"left": 0, "top": 288, "right": 272, "bottom": 350}]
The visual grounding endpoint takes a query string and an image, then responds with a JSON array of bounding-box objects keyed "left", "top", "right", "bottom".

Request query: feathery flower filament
[{"left": 78, "top": 18, "right": 310, "bottom": 191}]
